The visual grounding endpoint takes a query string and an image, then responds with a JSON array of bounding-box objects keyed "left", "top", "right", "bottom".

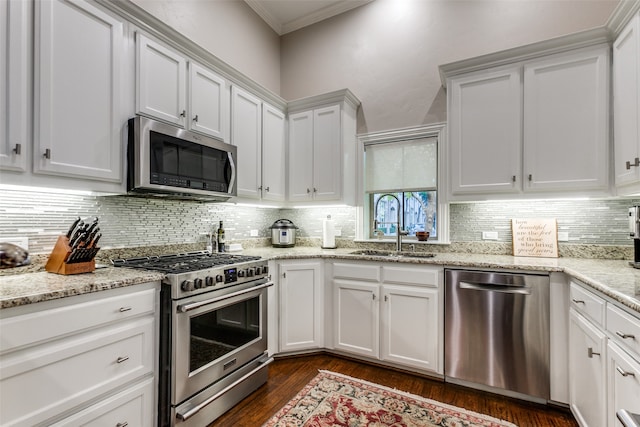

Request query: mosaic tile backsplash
[{"left": 0, "top": 189, "right": 638, "bottom": 255}]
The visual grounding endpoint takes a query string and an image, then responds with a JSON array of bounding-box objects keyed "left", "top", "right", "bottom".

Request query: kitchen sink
[{"left": 349, "top": 250, "right": 435, "bottom": 259}]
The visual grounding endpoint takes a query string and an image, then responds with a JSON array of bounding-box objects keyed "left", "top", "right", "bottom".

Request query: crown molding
[
  {"left": 244, "top": 0, "right": 283, "bottom": 35},
  {"left": 606, "top": 0, "right": 640, "bottom": 37},
  {"left": 287, "top": 88, "right": 361, "bottom": 113},
  {"left": 358, "top": 123, "right": 446, "bottom": 145}
]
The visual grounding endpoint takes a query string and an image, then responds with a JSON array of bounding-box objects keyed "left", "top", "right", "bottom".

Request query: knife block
[{"left": 45, "top": 235, "right": 96, "bottom": 275}]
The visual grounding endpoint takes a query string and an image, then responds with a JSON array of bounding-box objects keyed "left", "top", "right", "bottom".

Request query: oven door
[{"left": 172, "top": 279, "right": 272, "bottom": 405}]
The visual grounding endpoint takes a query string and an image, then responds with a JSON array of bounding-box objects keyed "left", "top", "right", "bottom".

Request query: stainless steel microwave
[{"left": 127, "top": 116, "right": 236, "bottom": 201}]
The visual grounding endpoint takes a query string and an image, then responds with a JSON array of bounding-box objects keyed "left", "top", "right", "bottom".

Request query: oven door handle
[
  {"left": 176, "top": 356, "right": 274, "bottom": 422},
  {"left": 177, "top": 281, "right": 274, "bottom": 313}
]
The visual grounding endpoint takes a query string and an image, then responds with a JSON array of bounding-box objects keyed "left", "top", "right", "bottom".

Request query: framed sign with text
[{"left": 511, "top": 218, "right": 558, "bottom": 258}]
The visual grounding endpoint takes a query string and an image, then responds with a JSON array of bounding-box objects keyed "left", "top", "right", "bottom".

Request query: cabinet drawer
[
  {"left": 333, "top": 262, "right": 380, "bottom": 281},
  {"left": 570, "top": 282, "right": 605, "bottom": 327},
  {"left": 0, "top": 287, "right": 156, "bottom": 354},
  {"left": 0, "top": 317, "right": 154, "bottom": 427},
  {"left": 49, "top": 377, "right": 154, "bottom": 427},
  {"left": 382, "top": 265, "right": 441, "bottom": 287},
  {"left": 607, "top": 304, "right": 640, "bottom": 357}
]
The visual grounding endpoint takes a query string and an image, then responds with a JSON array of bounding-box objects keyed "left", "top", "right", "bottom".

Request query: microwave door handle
[{"left": 226, "top": 152, "right": 236, "bottom": 194}]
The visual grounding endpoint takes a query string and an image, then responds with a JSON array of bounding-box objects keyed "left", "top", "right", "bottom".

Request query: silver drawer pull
[
  {"left": 116, "top": 423, "right": 129, "bottom": 427},
  {"left": 616, "top": 366, "right": 636, "bottom": 377},
  {"left": 616, "top": 331, "right": 636, "bottom": 340},
  {"left": 587, "top": 347, "right": 600, "bottom": 358},
  {"left": 116, "top": 356, "right": 129, "bottom": 364},
  {"left": 572, "top": 299, "right": 585, "bottom": 304},
  {"left": 12, "top": 144, "right": 21, "bottom": 155},
  {"left": 119, "top": 306, "right": 132, "bottom": 312}
]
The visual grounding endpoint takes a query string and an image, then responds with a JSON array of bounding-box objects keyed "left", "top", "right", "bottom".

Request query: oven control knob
[
  {"left": 247, "top": 268, "right": 255, "bottom": 277},
  {"left": 181, "top": 280, "right": 194, "bottom": 292},
  {"left": 194, "top": 278, "right": 204, "bottom": 289},
  {"left": 263, "top": 265, "right": 269, "bottom": 274},
  {"left": 205, "top": 276, "right": 215, "bottom": 287},
  {"left": 216, "top": 274, "right": 224, "bottom": 283},
  {"left": 254, "top": 266, "right": 262, "bottom": 275}
]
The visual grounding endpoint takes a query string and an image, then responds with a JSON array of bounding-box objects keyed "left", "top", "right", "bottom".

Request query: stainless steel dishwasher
[{"left": 445, "top": 269, "right": 550, "bottom": 401}]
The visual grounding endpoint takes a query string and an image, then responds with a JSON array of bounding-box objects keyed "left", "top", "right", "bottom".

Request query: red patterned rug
[{"left": 262, "top": 370, "right": 518, "bottom": 427}]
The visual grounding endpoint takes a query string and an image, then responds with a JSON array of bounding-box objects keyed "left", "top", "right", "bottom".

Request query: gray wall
[
  {"left": 131, "top": 0, "right": 282, "bottom": 94},
  {"left": 280, "top": 0, "right": 618, "bottom": 133}
]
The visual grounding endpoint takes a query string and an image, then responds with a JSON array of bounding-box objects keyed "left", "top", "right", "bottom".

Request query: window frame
[{"left": 356, "top": 123, "right": 449, "bottom": 244}]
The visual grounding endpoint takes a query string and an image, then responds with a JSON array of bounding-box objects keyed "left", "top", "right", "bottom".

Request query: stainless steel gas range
[{"left": 113, "top": 251, "right": 273, "bottom": 427}]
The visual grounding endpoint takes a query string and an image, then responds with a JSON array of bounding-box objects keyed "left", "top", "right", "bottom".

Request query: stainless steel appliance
[
  {"left": 618, "top": 410, "right": 640, "bottom": 427},
  {"left": 127, "top": 115, "right": 237, "bottom": 201},
  {"left": 113, "top": 251, "right": 273, "bottom": 426},
  {"left": 445, "top": 269, "right": 550, "bottom": 401},
  {"left": 269, "top": 219, "right": 298, "bottom": 248},
  {"left": 629, "top": 206, "right": 640, "bottom": 268}
]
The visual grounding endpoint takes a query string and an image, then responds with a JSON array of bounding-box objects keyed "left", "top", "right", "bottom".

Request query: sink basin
[{"left": 350, "top": 250, "right": 435, "bottom": 259}]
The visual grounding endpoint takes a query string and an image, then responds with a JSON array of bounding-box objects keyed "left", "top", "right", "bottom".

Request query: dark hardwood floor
[{"left": 208, "top": 353, "right": 578, "bottom": 427}]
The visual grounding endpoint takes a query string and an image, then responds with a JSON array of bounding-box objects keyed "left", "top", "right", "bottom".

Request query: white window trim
[{"left": 355, "top": 123, "right": 450, "bottom": 244}]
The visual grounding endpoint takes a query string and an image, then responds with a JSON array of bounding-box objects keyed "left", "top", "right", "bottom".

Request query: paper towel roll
[{"left": 322, "top": 215, "right": 336, "bottom": 249}]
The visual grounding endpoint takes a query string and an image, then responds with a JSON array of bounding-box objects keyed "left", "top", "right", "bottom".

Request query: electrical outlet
[
  {"left": 250, "top": 229, "right": 259, "bottom": 237},
  {"left": 334, "top": 228, "right": 342, "bottom": 237},
  {"left": 482, "top": 231, "right": 499, "bottom": 240},
  {"left": 557, "top": 232, "right": 569, "bottom": 242}
]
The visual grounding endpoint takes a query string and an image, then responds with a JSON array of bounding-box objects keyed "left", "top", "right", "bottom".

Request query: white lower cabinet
[
  {"left": 278, "top": 260, "right": 324, "bottom": 353},
  {"left": 0, "top": 283, "right": 158, "bottom": 427},
  {"left": 569, "top": 308, "right": 607, "bottom": 427},
  {"left": 332, "top": 262, "right": 443, "bottom": 375},
  {"left": 607, "top": 341, "right": 640, "bottom": 427}
]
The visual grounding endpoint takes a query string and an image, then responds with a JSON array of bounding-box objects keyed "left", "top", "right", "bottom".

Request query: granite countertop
[{"left": 1, "top": 247, "right": 639, "bottom": 314}]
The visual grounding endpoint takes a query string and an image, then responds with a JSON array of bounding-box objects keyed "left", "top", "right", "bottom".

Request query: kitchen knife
[
  {"left": 89, "top": 233, "right": 102, "bottom": 248},
  {"left": 85, "top": 218, "right": 99, "bottom": 236},
  {"left": 69, "top": 220, "right": 85, "bottom": 243},
  {"left": 85, "top": 227, "right": 100, "bottom": 248},
  {"left": 66, "top": 217, "right": 81, "bottom": 239},
  {"left": 70, "top": 232, "right": 86, "bottom": 250}
]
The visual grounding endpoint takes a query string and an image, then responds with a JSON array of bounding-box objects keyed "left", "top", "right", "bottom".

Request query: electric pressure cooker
[{"left": 269, "top": 219, "right": 298, "bottom": 248}]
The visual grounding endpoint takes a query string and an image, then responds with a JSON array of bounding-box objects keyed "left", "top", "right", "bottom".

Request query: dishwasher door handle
[{"left": 459, "top": 281, "right": 532, "bottom": 295}]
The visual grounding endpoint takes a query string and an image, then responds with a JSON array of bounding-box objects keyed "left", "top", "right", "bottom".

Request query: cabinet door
[
  {"left": 232, "top": 86, "right": 262, "bottom": 199},
  {"left": 380, "top": 285, "right": 440, "bottom": 373},
  {"left": 614, "top": 14, "right": 640, "bottom": 187},
  {"left": 288, "top": 110, "right": 314, "bottom": 202},
  {"left": 189, "top": 62, "right": 226, "bottom": 140},
  {"left": 262, "top": 103, "right": 286, "bottom": 202},
  {"left": 448, "top": 66, "right": 522, "bottom": 196},
  {"left": 279, "top": 261, "right": 324, "bottom": 352},
  {"left": 34, "top": 0, "right": 122, "bottom": 182},
  {"left": 0, "top": 0, "right": 29, "bottom": 172},
  {"left": 607, "top": 341, "right": 640, "bottom": 427},
  {"left": 524, "top": 45, "right": 609, "bottom": 192},
  {"left": 333, "top": 280, "right": 379, "bottom": 358},
  {"left": 136, "top": 34, "right": 186, "bottom": 126},
  {"left": 569, "top": 309, "right": 607, "bottom": 427},
  {"left": 313, "top": 105, "right": 342, "bottom": 201}
]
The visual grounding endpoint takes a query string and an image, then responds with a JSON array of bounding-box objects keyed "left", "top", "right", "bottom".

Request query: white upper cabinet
[
  {"left": 136, "top": 34, "right": 228, "bottom": 141},
  {"left": 232, "top": 86, "right": 263, "bottom": 199},
  {"left": 448, "top": 66, "right": 522, "bottom": 195},
  {"left": 0, "top": 0, "right": 29, "bottom": 172},
  {"left": 614, "top": 11, "right": 640, "bottom": 193},
  {"left": 523, "top": 46, "right": 609, "bottom": 192},
  {"left": 445, "top": 43, "right": 611, "bottom": 200},
  {"left": 287, "top": 90, "right": 359, "bottom": 205},
  {"left": 33, "top": 0, "right": 123, "bottom": 182},
  {"left": 262, "top": 103, "right": 286, "bottom": 202}
]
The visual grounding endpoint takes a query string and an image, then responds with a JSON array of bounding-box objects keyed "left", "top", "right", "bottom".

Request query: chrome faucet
[{"left": 373, "top": 193, "right": 408, "bottom": 251}]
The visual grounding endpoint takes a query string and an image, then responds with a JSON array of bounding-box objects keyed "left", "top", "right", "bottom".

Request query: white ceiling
[{"left": 244, "top": 0, "right": 373, "bottom": 35}]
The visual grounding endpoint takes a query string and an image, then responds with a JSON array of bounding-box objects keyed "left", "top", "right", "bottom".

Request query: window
[{"left": 361, "top": 125, "right": 445, "bottom": 242}]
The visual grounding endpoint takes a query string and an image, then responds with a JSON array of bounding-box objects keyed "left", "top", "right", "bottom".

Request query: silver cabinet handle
[
  {"left": 12, "top": 144, "right": 21, "bottom": 155},
  {"left": 572, "top": 299, "right": 585, "bottom": 304},
  {"left": 119, "top": 306, "right": 132, "bottom": 312},
  {"left": 528, "top": 174, "right": 532, "bottom": 181},
  {"left": 306, "top": 188, "right": 311, "bottom": 194},
  {"left": 626, "top": 158, "right": 640, "bottom": 170},
  {"left": 116, "top": 356, "right": 129, "bottom": 364},
  {"left": 180, "top": 110, "right": 186, "bottom": 117},
  {"left": 313, "top": 188, "right": 318, "bottom": 193},
  {"left": 616, "top": 366, "right": 636, "bottom": 377},
  {"left": 616, "top": 331, "right": 636, "bottom": 339},
  {"left": 587, "top": 347, "right": 600, "bottom": 358},
  {"left": 512, "top": 175, "right": 516, "bottom": 182},
  {"left": 43, "top": 148, "right": 51, "bottom": 159},
  {"left": 116, "top": 422, "right": 129, "bottom": 427},
  {"left": 265, "top": 186, "right": 270, "bottom": 192},
  {"left": 384, "top": 295, "right": 388, "bottom": 302},
  {"left": 193, "top": 114, "right": 199, "bottom": 122}
]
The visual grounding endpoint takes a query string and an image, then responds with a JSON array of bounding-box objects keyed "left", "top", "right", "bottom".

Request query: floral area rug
[{"left": 262, "top": 370, "right": 518, "bottom": 427}]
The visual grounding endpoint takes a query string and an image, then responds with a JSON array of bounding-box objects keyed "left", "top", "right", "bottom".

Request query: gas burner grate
[{"left": 112, "top": 251, "right": 262, "bottom": 274}]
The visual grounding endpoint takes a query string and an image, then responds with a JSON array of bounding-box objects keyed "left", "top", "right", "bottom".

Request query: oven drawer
[
  {"left": 0, "top": 287, "right": 156, "bottom": 354},
  {"left": 0, "top": 317, "right": 154, "bottom": 427}
]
